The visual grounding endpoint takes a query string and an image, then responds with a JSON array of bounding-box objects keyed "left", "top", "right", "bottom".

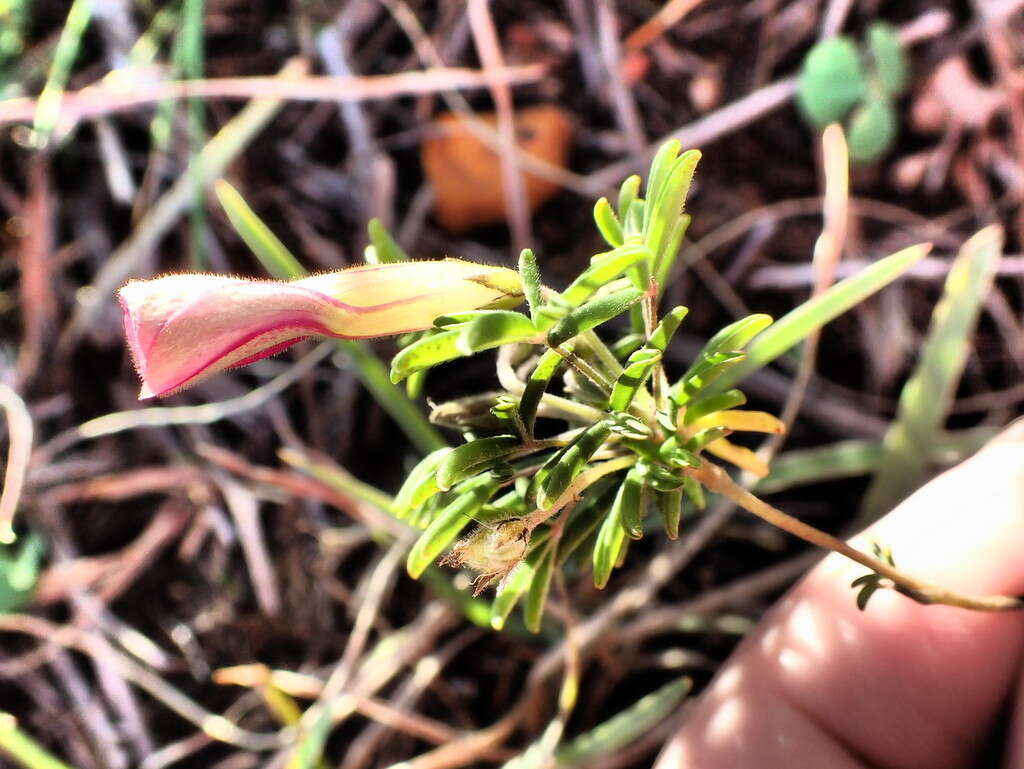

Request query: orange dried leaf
[{"left": 421, "top": 105, "right": 574, "bottom": 232}]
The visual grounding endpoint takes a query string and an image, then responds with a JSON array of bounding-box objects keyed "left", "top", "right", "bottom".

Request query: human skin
[{"left": 654, "top": 421, "right": 1024, "bottom": 769}]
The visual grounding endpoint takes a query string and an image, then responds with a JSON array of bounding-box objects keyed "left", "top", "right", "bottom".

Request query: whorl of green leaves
[
  {"left": 797, "top": 22, "right": 907, "bottom": 163},
  {"left": 383, "top": 140, "right": 925, "bottom": 631}
]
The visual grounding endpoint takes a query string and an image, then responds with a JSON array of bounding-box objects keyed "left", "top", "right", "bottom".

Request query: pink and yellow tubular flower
[{"left": 118, "top": 259, "right": 522, "bottom": 399}]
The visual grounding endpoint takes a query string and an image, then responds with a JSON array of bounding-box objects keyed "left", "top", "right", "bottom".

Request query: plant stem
[
  {"left": 550, "top": 344, "right": 614, "bottom": 395},
  {"left": 339, "top": 341, "right": 446, "bottom": 454},
  {"left": 526, "top": 455, "right": 637, "bottom": 529},
  {"left": 1, "top": 712, "right": 82, "bottom": 769},
  {"left": 690, "top": 460, "right": 1024, "bottom": 612}
]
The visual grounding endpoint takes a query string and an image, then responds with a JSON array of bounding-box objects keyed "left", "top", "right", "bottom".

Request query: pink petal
[{"left": 118, "top": 261, "right": 521, "bottom": 398}]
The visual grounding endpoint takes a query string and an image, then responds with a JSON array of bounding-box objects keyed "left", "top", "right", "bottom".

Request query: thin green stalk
[
  {"left": 338, "top": 340, "right": 446, "bottom": 454},
  {"left": 180, "top": 0, "right": 207, "bottom": 268},
  {"left": 1, "top": 713, "right": 80, "bottom": 769},
  {"left": 32, "top": 0, "right": 92, "bottom": 145}
]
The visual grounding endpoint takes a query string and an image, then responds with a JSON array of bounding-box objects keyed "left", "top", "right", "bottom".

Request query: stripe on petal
[{"left": 118, "top": 260, "right": 522, "bottom": 398}]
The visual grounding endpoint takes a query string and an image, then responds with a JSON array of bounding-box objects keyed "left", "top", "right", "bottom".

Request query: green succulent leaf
[
  {"left": 458, "top": 311, "right": 537, "bottom": 354},
  {"left": 683, "top": 389, "right": 747, "bottom": 425},
  {"left": 609, "top": 348, "right": 662, "bottom": 411},
  {"left": 847, "top": 97, "right": 897, "bottom": 164},
  {"left": 648, "top": 305, "right": 689, "bottom": 351},
  {"left": 867, "top": 22, "right": 907, "bottom": 96},
  {"left": 489, "top": 552, "right": 535, "bottom": 630},
  {"left": 557, "top": 479, "right": 620, "bottom": 567},
  {"left": 436, "top": 435, "right": 523, "bottom": 491},
  {"left": 659, "top": 488, "right": 683, "bottom": 540},
  {"left": 519, "top": 347, "right": 566, "bottom": 438},
  {"left": 367, "top": 217, "right": 410, "bottom": 264},
  {"left": 593, "top": 468, "right": 642, "bottom": 588},
  {"left": 390, "top": 329, "right": 464, "bottom": 383},
  {"left": 562, "top": 246, "right": 651, "bottom": 307},
  {"left": 407, "top": 477, "right": 499, "bottom": 578},
  {"left": 0, "top": 533, "right": 43, "bottom": 614},
  {"left": 710, "top": 243, "right": 930, "bottom": 394},
  {"left": 594, "top": 197, "right": 625, "bottom": 247},
  {"left": 685, "top": 426, "right": 731, "bottom": 454},
  {"left": 797, "top": 36, "right": 867, "bottom": 127},
  {"left": 617, "top": 174, "right": 642, "bottom": 231},
  {"left": 547, "top": 287, "right": 644, "bottom": 347},
  {"left": 518, "top": 248, "right": 544, "bottom": 325},
  {"left": 523, "top": 543, "right": 556, "bottom": 632},
  {"left": 536, "top": 420, "right": 614, "bottom": 509},
  {"left": 215, "top": 180, "right": 306, "bottom": 280},
  {"left": 392, "top": 447, "right": 453, "bottom": 516},
  {"left": 682, "top": 475, "right": 705, "bottom": 510}
]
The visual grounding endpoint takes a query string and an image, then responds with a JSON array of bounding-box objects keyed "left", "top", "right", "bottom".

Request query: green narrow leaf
[
  {"left": 702, "top": 313, "right": 775, "bottom": 356},
  {"left": 711, "top": 243, "right": 931, "bottom": 394},
  {"left": 561, "top": 246, "right": 650, "bottom": 306},
  {"left": 437, "top": 435, "right": 522, "bottom": 491},
  {"left": 390, "top": 329, "right": 464, "bottom": 383},
  {"left": 523, "top": 544, "right": 556, "bottom": 632},
  {"left": 620, "top": 476, "right": 647, "bottom": 539},
  {"left": 458, "top": 311, "right": 537, "bottom": 354},
  {"left": 659, "top": 488, "right": 683, "bottom": 540},
  {"left": 490, "top": 551, "right": 536, "bottom": 630},
  {"left": 656, "top": 212, "right": 691, "bottom": 292},
  {"left": 0, "top": 710, "right": 80, "bottom": 769},
  {"left": 594, "top": 197, "right": 624, "bottom": 247},
  {"left": 406, "top": 478, "right": 499, "bottom": 578},
  {"left": 32, "top": 0, "right": 93, "bottom": 145},
  {"left": 617, "top": 174, "right": 641, "bottom": 226},
  {"left": 547, "top": 288, "right": 644, "bottom": 347},
  {"left": 556, "top": 479, "right": 619, "bottom": 567},
  {"left": 861, "top": 227, "right": 1002, "bottom": 522},
  {"left": 610, "top": 333, "right": 645, "bottom": 359},
  {"left": 593, "top": 469, "right": 641, "bottom": 588},
  {"left": 215, "top": 180, "right": 306, "bottom": 280},
  {"left": 518, "top": 249, "right": 544, "bottom": 325},
  {"left": 642, "top": 140, "right": 682, "bottom": 233},
  {"left": 609, "top": 348, "right": 662, "bottom": 412},
  {"left": 392, "top": 448, "right": 452, "bottom": 517},
  {"left": 755, "top": 439, "right": 883, "bottom": 494},
  {"left": 681, "top": 475, "right": 705, "bottom": 510},
  {"left": 554, "top": 678, "right": 692, "bottom": 768},
  {"left": 536, "top": 420, "right": 613, "bottom": 509},
  {"left": 646, "top": 150, "right": 701, "bottom": 271},
  {"left": 366, "top": 218, "right": 410, "bottom": 264},
  {"left": 656, "top": 436, "right": 703, "bottom": 469},
  {"left": 520, "top": 347, "right": 566, "bottom": 438},
  {"left": 648, "top": 306, "right": 689, "bottom": 351},
  {"left": 682, "top": 389, "right": 747, "bottom": 425},
  {"left": 670, "top": 312, "right": 771, "bottom": 405},
  {"left": 684, "top": 426, "right": 730, "bottom": 454}
]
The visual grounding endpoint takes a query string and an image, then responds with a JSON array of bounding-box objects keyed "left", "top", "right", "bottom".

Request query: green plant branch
[
  {"left": 690, "top": 459, "right": 1024, "bottom": 612},
  {"left": 0, "top": 713, "right": 79, "bottom": 769}
]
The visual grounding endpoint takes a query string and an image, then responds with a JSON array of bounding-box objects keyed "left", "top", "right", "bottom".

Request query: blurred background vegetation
[{"left": 0, "top": 1, "right": 1022, "bottom": 767}]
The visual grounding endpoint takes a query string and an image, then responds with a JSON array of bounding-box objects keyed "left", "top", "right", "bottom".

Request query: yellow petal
[
  {"left": 705, "top": 438, "right": 769, "bottom": 478},
  {"left": 691, "top": 410, "right": 785, "bottom": 434}
]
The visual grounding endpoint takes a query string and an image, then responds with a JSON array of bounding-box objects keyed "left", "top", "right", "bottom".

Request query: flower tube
[{"left": 118, "top": 259, "right": 521, "bottom": 398}]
